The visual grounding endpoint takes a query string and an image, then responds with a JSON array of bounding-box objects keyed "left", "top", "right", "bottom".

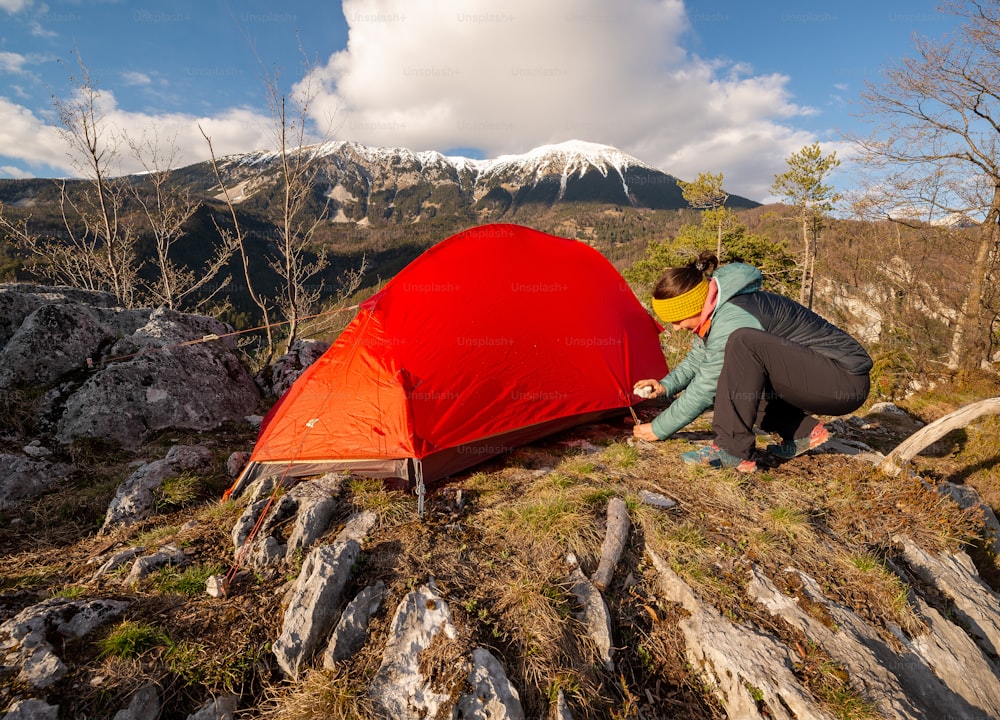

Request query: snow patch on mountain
[{"left": 213, "top": 138, "right": 695, "bottom": 214}]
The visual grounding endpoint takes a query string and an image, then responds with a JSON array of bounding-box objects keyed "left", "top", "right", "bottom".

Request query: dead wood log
[
  {"left": 879, "top": 397, "right": 1000, "bottom": 477},
  {"left": 591, "top": 496, "right": 630, "bottom": 591}
]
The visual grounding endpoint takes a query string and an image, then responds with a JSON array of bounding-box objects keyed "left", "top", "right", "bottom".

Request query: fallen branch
[
  {"left": 591, "top": 496, "right": 630, "bottom": 591},
  {"left": 879, "top": 397, "right": 1000, "bottom": 477}
]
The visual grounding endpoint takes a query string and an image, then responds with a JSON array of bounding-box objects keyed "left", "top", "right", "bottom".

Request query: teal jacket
[{"left": 650, "top": 263, "right": 872, "bottom": 439}]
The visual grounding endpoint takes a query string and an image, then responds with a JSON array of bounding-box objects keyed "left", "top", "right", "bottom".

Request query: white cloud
[
  {"left": 121, "top": 71, "right": 152, "bottom": 86},
  {"left": 0, "top": 165, "right": 34, "bottom": 178},
  {"left": 0, "top": 97, "right": 66, "bottom": 172},
  {"left": 296, "top": 0, "right": 816, "bottom": 200},
  {"left": 1, "top": 0, "right": 826, "bottom": 200},
  {"left": 0, "top": 92, "right": 275, "bottom": 179},
  {"left": 0, "top": 0, "right": 31, "bottom": 13},
  {"left": 0, "top": 51, "right": 29, "bottom": 74}
]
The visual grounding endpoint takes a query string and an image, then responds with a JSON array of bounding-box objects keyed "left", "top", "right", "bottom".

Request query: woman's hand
[
  {"left": 632, "top": 379, "right": 666, "bottom": 399},
  {"left": 632, "top": 422, "right": 660, "bottom": 442}
]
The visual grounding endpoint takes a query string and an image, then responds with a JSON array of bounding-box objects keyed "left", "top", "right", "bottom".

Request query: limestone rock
[
  {"left": 638, "top": 489, "right": 677, "bottom": 510},
  {"left": 647, "top": 547, "right": 837, "bottom": 720},
  {"left": 101, "top": 445, "right": 213, "bottom": 531},
  {"left": 0, "top": 283, "right": 118, "bottom": 346},
  {"left": 90, "top": 546, "right": 145, "bottom": 581},
  {"left": 0, "top": 454, "right": 75, "bottom": 510},
  {"left": 185, "top": 694, "right": 237, "bottom": 720},
  {"left": 935, "top": 481, "right": 1000, "bottom": 556},
  {"left": 123, "top": 544, "right": 189, "bottom": 586},
  {"left": 284, "top": 474, "right": 344, "bottom": 560},
  {"left": 0, "top": 598, "right": 129, "bottom": 690},
  {"left": 0, "top": 285, "right": 262, "bottom": 449},
  {"left": 453, "top": 647, "right": 525, "bottom": 720},
  {"left": 54, "top": 306, "right": 260, "bottom": 449},
  {"left": 268, "top": 338, "right": 330, "bottom": 397},
  {"left": 1, "top": 699, "right": 59, "bottom": 720},
  {"left": 112, "top": 683, "right": 160, "bottom": 720},
  {"left": 322, "top": 581, "right": 385, "bottom": 667},
  {"left": 231, "top": 475, "right": 347, "bottom": 569},
  {"left": 747, "top": 566, "right": 981, "bottom": 719},
  {"left": 369, "top": 581, "right": 458, "bottom": 720},
  {"left": 225, "top": 451, "right": 251, "bottom": 478},
  {"left": 232, "top": 497, "right": 271, "bottom": 555},
  {"left": 0, "top": 286, "right": 145, "bottom": 391},
  {"left": 272, "top": 536, "right": 364, "bottom": 678},
  {"left": 903, "top": 584, "right": 1000, "bottom": 716},
  {"left": 894, "top": 534, "right": 1000, "bottom": 658},
  {"left": 553, "top": 690, "right": 573, "bottom": 720}
]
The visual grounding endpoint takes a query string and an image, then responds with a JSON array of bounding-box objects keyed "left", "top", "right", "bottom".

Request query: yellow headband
[{"left": 651, "top": 279, "right": 710, "bottom": 323}]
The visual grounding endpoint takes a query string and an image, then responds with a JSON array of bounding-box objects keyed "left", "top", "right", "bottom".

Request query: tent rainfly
[{"left": 227, "top": 223, "right": 668, "bottom": 508}]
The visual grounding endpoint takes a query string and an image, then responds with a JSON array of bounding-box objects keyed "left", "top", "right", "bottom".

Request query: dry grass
[{"left": 3, "top": 395, "right": 999, "bottom": 719}]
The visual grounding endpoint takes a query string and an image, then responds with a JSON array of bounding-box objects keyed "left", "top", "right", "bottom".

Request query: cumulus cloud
[
  {"left": 0, "top": 0, "right": 31, "bottom": 13},
  {"left": 0, "top": 52, "right": 29, "bottom": 74},
  {"left": 121, "top": 71, "right": 153, "bottom": 86},
  {"left": 0, "top": 91, "right": 275, "bottom": 178},
  {"left": 0, "top": 98, "right": 66, "bottom": 171},
  {"left": 297, "top": 0, "right": 816, "bottom": 199},
  {"left": 1, "top": 0, "right": 825, "bottom": 199}
]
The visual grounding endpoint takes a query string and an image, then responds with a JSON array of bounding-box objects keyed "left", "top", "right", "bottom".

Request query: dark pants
[{"left": 714, "top": 328, "right": 870, "bottom": 459}]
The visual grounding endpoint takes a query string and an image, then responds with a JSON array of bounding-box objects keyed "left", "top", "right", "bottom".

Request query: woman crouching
[{"left": 632, "top": 251, "right": 872, "bottom": 473}]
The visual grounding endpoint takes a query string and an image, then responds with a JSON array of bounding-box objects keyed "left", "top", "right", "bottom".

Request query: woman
[{"left": 632, "top": 251, "right": 872, "bottom": 473}]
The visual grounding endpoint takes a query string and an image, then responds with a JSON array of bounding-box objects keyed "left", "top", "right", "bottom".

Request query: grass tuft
[
  {"left": 97, "top": 620, "right": 170, "bottom": 660},
  {"left": 155, "top": 472, "right": 201, "bottom": 509}
]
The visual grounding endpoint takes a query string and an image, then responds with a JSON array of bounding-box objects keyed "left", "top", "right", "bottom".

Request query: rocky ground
[
  {"left": 2, "top": 283, "right": 1000, "bottom": 719},
  {"left": 2, "top": 392, "right": 1000, "bottom": 719}
]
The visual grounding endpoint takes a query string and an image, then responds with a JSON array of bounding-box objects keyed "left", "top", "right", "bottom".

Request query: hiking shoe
[
  {"left": 681, "top": 444, "right": 756, "bottom": 473},
  {"left": 766, "top": 424, "right": 831, "bottom": 460}
]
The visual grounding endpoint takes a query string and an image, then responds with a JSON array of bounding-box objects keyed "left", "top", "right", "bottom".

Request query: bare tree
[
  {"left": 127, "top": 132, "right": 235, "bottom": 311},
  {"left": 261, "top": 64, "right": 331, "bottom": 351},
  {"left": 855, "top": 0, "right": 1000, "bottom": 371},
  {"left": 199, "top": 126, "right": 276, "bottom": 359},
  {"left": 52, "top": 52, "right": 141, "bottom": 306},
  {"left": 3, "top": 55, "right": 141, "bottom": 303}
]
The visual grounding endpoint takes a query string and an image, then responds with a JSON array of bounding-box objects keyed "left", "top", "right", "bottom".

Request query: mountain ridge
[{"left": 191, "top": 138, "right": 759, "bottom": 223}]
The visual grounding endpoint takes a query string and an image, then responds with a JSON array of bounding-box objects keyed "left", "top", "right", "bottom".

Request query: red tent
[{"left": 228, "top": 223, "right": 667, "bottom": 502}]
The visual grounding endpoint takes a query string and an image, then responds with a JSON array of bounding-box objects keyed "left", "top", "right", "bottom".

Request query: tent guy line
[{"left": 84, "top": 304, "right": 363, "bottom": 369}]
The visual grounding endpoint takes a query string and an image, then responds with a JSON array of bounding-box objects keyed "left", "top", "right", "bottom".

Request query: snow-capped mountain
[{"left": 200, "top": 139, "right": 757, "bottom": 224}]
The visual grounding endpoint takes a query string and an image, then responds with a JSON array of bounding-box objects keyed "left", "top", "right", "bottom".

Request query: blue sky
[{"left": 0, "top": 0, "right": 962, "bottom": 201}]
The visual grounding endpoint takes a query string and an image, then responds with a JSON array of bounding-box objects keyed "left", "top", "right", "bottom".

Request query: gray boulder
[
  {"left": 369, "top": 581, "right": 459, "bottom": 720},
  {"left": 272, "top": 511, "right": 377, "bottom": 678},
  {"left": 185, "top": 695, "right": 237, "bottom": 720},
  {"left": 123, "top": 544, "right": 189, "bottom": 586},
  {"left": 322, "top": 581, "right": 385, "bottom": 666},
  {"left": 0, "top": 301, "right": 145, "bottom": 390},
  {"left": 0, "top": 453, "right": 75, "bottom": 510},
  {"left": 0, "top": 283, "right": 118, "bottom": 348},
  {"left": 0, "top": 284, "right": 262, "bottom": 449},
  {"left": 454, "top": 648, "right": 525, "bottom": 720},
  {"left": 112, "top": 683, "right": 160, "bottom": 720},
  {"left": 55, "top": 307, "right": 261, "bottom": 448},
  {"left": 101, "top": 445, "right": 213, "bottom": 531},
  {"left": 1, "top": 699, "right": 59, "bottom": 720},
  {"left": 0, "top": 598, "right": 130, "bottom": 690},
  {"left": 232, "top": 474, "right": 346, "bottom": 569},
  {"left": 268, "top": 338, "right": 330, "bottom": 397}
]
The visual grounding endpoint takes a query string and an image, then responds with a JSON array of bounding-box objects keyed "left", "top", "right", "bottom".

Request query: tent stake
[{"left": 415, "top": 462, "right": 426, "bottom": 517}]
